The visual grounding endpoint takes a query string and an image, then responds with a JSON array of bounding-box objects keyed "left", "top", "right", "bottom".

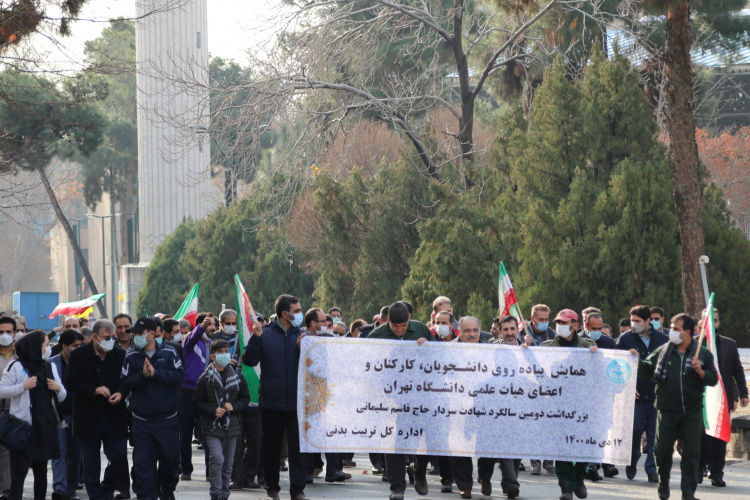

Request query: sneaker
[
  {"left": 544, "top": 463, "right": 557, "bottom": 475},
  {"left": 602, "top": 464, "right": 619, "bottom": 478},
  {"left": 371, "top": 465, "right": 384, "bottom": 474},
  {"left": 530, "top": 465, "right": 542, "bottom": 475},
  {"left": 658, "top": 483, "right": 670, "bottom": 500},
  {"left": 441, "top": 483, "right": 453, "bottom": 493},
  {"left": 574, "top": 476, "right": 587, "bottom": 499},
  {"left": 559, "top": 481, "right": 574, "bottom": 500},
  {"left": 625, "top": 466, "right": 636, "bottom": 480},
  {"left": 586, "top": 468, "right": 602, "bottom": 482}
]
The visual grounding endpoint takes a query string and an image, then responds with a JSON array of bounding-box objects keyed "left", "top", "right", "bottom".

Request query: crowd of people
[{"left": 0, "top": 293, "right": 746, "bottom": 500}]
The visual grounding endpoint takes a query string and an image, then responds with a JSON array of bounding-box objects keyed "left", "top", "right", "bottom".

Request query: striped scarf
[{"left": 204, "top": 363, "right": 241, "bottom": 432}]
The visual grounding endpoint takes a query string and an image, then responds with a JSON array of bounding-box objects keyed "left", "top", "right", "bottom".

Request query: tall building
[{"left": 135, "top": 0, "right": 215, "bottom": 262}]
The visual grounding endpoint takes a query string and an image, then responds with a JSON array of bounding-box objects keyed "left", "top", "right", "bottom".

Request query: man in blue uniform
[{"left": 120, "top": 317, "right": 185, "bottom": 500}]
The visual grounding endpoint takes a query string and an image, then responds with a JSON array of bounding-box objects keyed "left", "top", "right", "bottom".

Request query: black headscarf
[
  {"left": 14, "top": 330, "right": 60, "bottom": 461},
  {"left": 15, "top": 331, "right": 48, "bottom": 380}
]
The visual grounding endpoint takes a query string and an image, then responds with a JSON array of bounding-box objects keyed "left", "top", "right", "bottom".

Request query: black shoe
[
  {"left": 382, "top": 473, "right": 389, "bottom": 482},
  {"left": 658, "top": 483, "right": 670, "bottom": 500},
  {"left": 574, "top": 476, "right": 587, "bottom": 499},
  {"left": 161, "top": 494, "right": 175, "bottom": 500},
  {"left": 180, "top": 474, "right": 191, "bottom": 481},
  {"left": 257, "top": 477, "right": 265, "bottom": 486},
  {"left": 325, "top": 471, "right": 348, "bottom": 483},
  {"left": 586, "top": 468, "right": 602, "bottom": 482},
  {"left": 306, "top": 474, "right": 313, "bottom": 484},
  {"left": 518, "top": 462, "right": 525, "bottom": 472},
  {"left": 407, "top": 463, "right": 415, "bottom": 485},
  {"left": 115, "top": 492, "right": 131, "bottom": 500},
  {"left": 389, "top": 493, "right": 404, "bottom": 500},
  {"left": 506, "top": 484, "right": 520, "bottom": 499},
  {"left": 559, "top": 481, "right": 574, "bottom": 500},
  {"left": 342, "top": 460, "right": 357, "bottom": 468},
  {"left": 648, "top": 473, "right": 659, "bottom": 483},
  {"left": 681, "top": 495, "right": 699, "bottom": 500},
  {"left": 340, "top": 471, "right": 352, "bottom": 479},
  {"left": 0, "top": 491, "right": 8, "bottom": 500},
  {"left": 247, "top": 481, "right": 261, "bottom": 488},
  {"left": 441, "top": 483, "right": 453, "bottom": 493},
  {"left": 428, "top": 465, "right": 440, "bottom": 475},
  {"left": 280, "top": 463, "right": 288, "bottom": 471},
  {"left": 229, "top": 482, "right": 245, "bottom": 490},
  {"left": 479, "top": 477, "right": 491, "bottom": 496},
  {"left": 414, "top": 464, "right": 428, "bottom": 495},
  {"left": 625, "top": 466, "right": 636, "bottom": 480},
  {"left": 52, "top": 492, "right": 67, "bottom": 500},
  {"left": 602, "top": 464, "right": 619, "bottom": 478},
  {"left": 711, "top": 477, "right": 726, "bottom": 487},
  {"left": 371, "top": 466, "right": 384, "bottom": 474},
  {"left": 697, "top": 474, "right": 703, "bottom": 484}
]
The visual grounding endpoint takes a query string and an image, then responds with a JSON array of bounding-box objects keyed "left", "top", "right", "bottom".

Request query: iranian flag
[
  {"left": 234, "top": 274, "right": 261, "bottom": 404},
  {"left": 174, "top": 283, "right": 199, "bottom": 327},
  {"left": 498, "top": 262, "right": 521, "bottom": 321},
  {"left": 702, "top": 293, "right": 731, "bottom": 442},
  {"left": 49, "top": 293, "right": 106, "bottom": 319}
]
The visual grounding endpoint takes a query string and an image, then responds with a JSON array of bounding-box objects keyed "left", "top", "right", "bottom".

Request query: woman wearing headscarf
[{"left": 0, "top": 330, "right": 66, "bottom": 500}]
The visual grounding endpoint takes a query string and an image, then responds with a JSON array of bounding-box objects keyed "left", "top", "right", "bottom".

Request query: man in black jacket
[
  {"left": 615, "top": 305, "right": 668, "bottom": 482},
  {"left": 66, "top": 319, "right": 130, "bottom": 500},
  {"left": 699, "top": 308, "right": 749, "bottom": 487}
]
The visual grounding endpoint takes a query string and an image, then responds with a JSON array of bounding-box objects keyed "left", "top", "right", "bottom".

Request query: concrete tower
[{"left": 135, "top": 0, "right": 215, "bottom": 262}]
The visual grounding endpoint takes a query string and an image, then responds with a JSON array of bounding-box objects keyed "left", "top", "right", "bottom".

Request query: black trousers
[
  {"left": 231, "top": 411, "right": 263, "bottom": 484},
  {"left": 9, "top": 451, "right": 46, "bottom": 500},
  {"left": 384, "top": 454, "right": 427, "bottom": 493},
  {"left": 699, "top": 429, "right": 727, "bottom": 481},
  {"left": 261, "top": 409, "right": 306, "bottom": 497},
  {"left": 369, "top": 453, "right": 384, "bottom": 469},
  {"left": 439, "top": 455, "right": 453, "bottom": 485},
  {"left": 449, "top": 457, "right": 495, "bottom": 491}
]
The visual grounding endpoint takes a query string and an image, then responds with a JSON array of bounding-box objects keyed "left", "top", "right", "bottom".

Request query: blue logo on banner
[{"left": 607, "top": 359, "right": 631, "bottom": 384}]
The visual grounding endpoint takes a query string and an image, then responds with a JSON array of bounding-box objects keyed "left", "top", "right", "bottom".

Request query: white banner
[{"left": 298, "top": 337, "right": 636, "bottom": 463}]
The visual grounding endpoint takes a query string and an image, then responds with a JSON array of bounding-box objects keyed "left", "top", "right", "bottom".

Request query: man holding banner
[{"left": 633, "top": 313, "right": 717, "bottom": 500}]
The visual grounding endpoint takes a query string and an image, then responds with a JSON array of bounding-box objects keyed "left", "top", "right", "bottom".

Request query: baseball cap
[
  {"left": 126, "top": 317, "right": 157, "bottom": 334},
  {"left": 554, "top": 309, "right": 579, "bottom": 323}
]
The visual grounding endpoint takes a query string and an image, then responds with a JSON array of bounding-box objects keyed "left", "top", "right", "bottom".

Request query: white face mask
[
  {"left": 556, "top": 324, "right": 570, "bottom": 337},
  {"left": 99, "top": 337, "right": 116, "bottom": 352},
  {"left": 631, "top": 322, "right": 646, "bottom": 334},
  {"left": 436, "top": 324, "right": 452, "bottom": 338},
  {"left": 14, "top": 333, "right": 24, "bottom": 342},
  {"left": 223, "top": 325, "right": 237, "bottom": 336},
  {"left": 42, "top": 346, "right": 52, "bottom": 360},
  {"left": 0, "top": 333, "right": 13, "bottom": 347},
  {"left": 318, "top": 326, "right": 330, "bottom": 335},
  {"left": 669, "top": 329, "right": 684, "bottom": 345},
  {"left": 173, "top": 333, "right": 184, "bottom": 343}
]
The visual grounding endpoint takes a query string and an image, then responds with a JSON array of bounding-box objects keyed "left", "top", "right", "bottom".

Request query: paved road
[{"left": 24, "top": 451, "right": 750, "bottom": 499}]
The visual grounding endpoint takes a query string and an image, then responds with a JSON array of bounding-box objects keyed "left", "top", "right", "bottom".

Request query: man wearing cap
[
  {"left": 543, "top": 310, "right": 598, "bottom": 500},
  {"left": 120, "top": 317, "right": 184, "bottom": 500}
]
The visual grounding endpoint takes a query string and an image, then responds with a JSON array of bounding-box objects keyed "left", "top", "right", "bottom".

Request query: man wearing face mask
[
  {"left": 631, "top": 314, "right": 717, "bottom": 500},
  {"left": 0, "top": 316, "right": 18, "bottom": 498},
  {"left": 518, "top": 304, "right": 555, "bottom": 347},
  {"left": 432, "top": 311, "right": 456, "bottom": 342},
  {"left": 579, "top": 312, "right": 618, "bottom": 482},
  {"left": 49, "top": 329, "right": 83, "bottom": 500},
  {"left": 650, "top": 307, "right": 671, "bottom": 335},
  {"left": 179, "top": 312, "right": 216, "bottom": 481},
  {"left": 211, "top": 310, "right": 240, "bottom": 364},
  {"left": 244, "top": 295, "right": 308, "bottom": 500},
  {"left": 542, "top": 309, "right": 598, "bottom": 500},
  {"left": 66, "top": 319, "right": 130, "bottom": 500},
  {"left": 616, "top": 305, "right": 668, "bottom": 483},
  {"left": 120, "top": 317, "right": 184, "bottom": 500}
]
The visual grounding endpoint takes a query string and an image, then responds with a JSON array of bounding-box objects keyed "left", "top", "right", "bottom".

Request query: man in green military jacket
[
  {"left": 631, "top": 313, "right": 717, "bottom": 500},
  {"left": 368, "top": 301, "right": 433, "bottom": 500}
]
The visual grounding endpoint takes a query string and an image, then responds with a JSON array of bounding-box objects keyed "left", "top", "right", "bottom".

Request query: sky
[{"left": 31, "top": 0, "right": 282, "bottom": 70}]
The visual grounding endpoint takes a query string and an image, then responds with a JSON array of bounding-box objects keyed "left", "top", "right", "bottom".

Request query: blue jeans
[
  {"left": 79, "top": 417, "right": 128, "bottom": 500},
  {"left": 631, "top": 399, "right": 657, "bottom": 475},
  {"left": 51, "top": 415, "right": 80, "bottom": 494}
]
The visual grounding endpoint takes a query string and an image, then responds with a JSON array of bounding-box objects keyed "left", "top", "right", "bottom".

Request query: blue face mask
[
  {"left": 535, "top": 321, "right": 549, "bottom": 331},
  {"left": 155, "top": 337, "right": 163, "bottom": 345},
  {"left": 134, "top": 333, "right": 151, "bottom": 349},
  {"left": 214, "top": 353, "right": 231, "bottom": 368},
  {"left": 650, "top": 319, "right": 661, "bottom": 330},
  {"left": 588, "top": 330, "right": 602, "bottom": 341},
  {"left": 290, "top": 312, "right": 304, "bottom": 328}
]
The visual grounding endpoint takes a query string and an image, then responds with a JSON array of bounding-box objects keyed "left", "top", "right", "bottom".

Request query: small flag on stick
[
  {"left": 701, "top": 293, "right": 731, "bottom": 442},
  {"left": 49, "top": 293, "right": 106, "bottom": 319},
  {"left": 174, "top": 284, "right": 199, "bottom": 327},
  {"left": 498, "top": 262, "right": 522, "bottom": 322},
  {"left": 234, "top": 274, "right": 261, "bottom": 403}
]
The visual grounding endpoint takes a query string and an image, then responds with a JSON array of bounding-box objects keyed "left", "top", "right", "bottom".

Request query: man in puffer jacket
[{"left": 193, "top": 339, "right": 250, "bottom": 500}]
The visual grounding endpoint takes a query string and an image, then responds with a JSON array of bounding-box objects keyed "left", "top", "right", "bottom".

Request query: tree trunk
[
  {"left": 664, "top": 0, "right": 706, "bottom": 315},
  {"left": 39, "top": 168, "right": 108, "bottom": 318},
  {"left": 452, "top": 0, "right": 475, "bottom": 187}
]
